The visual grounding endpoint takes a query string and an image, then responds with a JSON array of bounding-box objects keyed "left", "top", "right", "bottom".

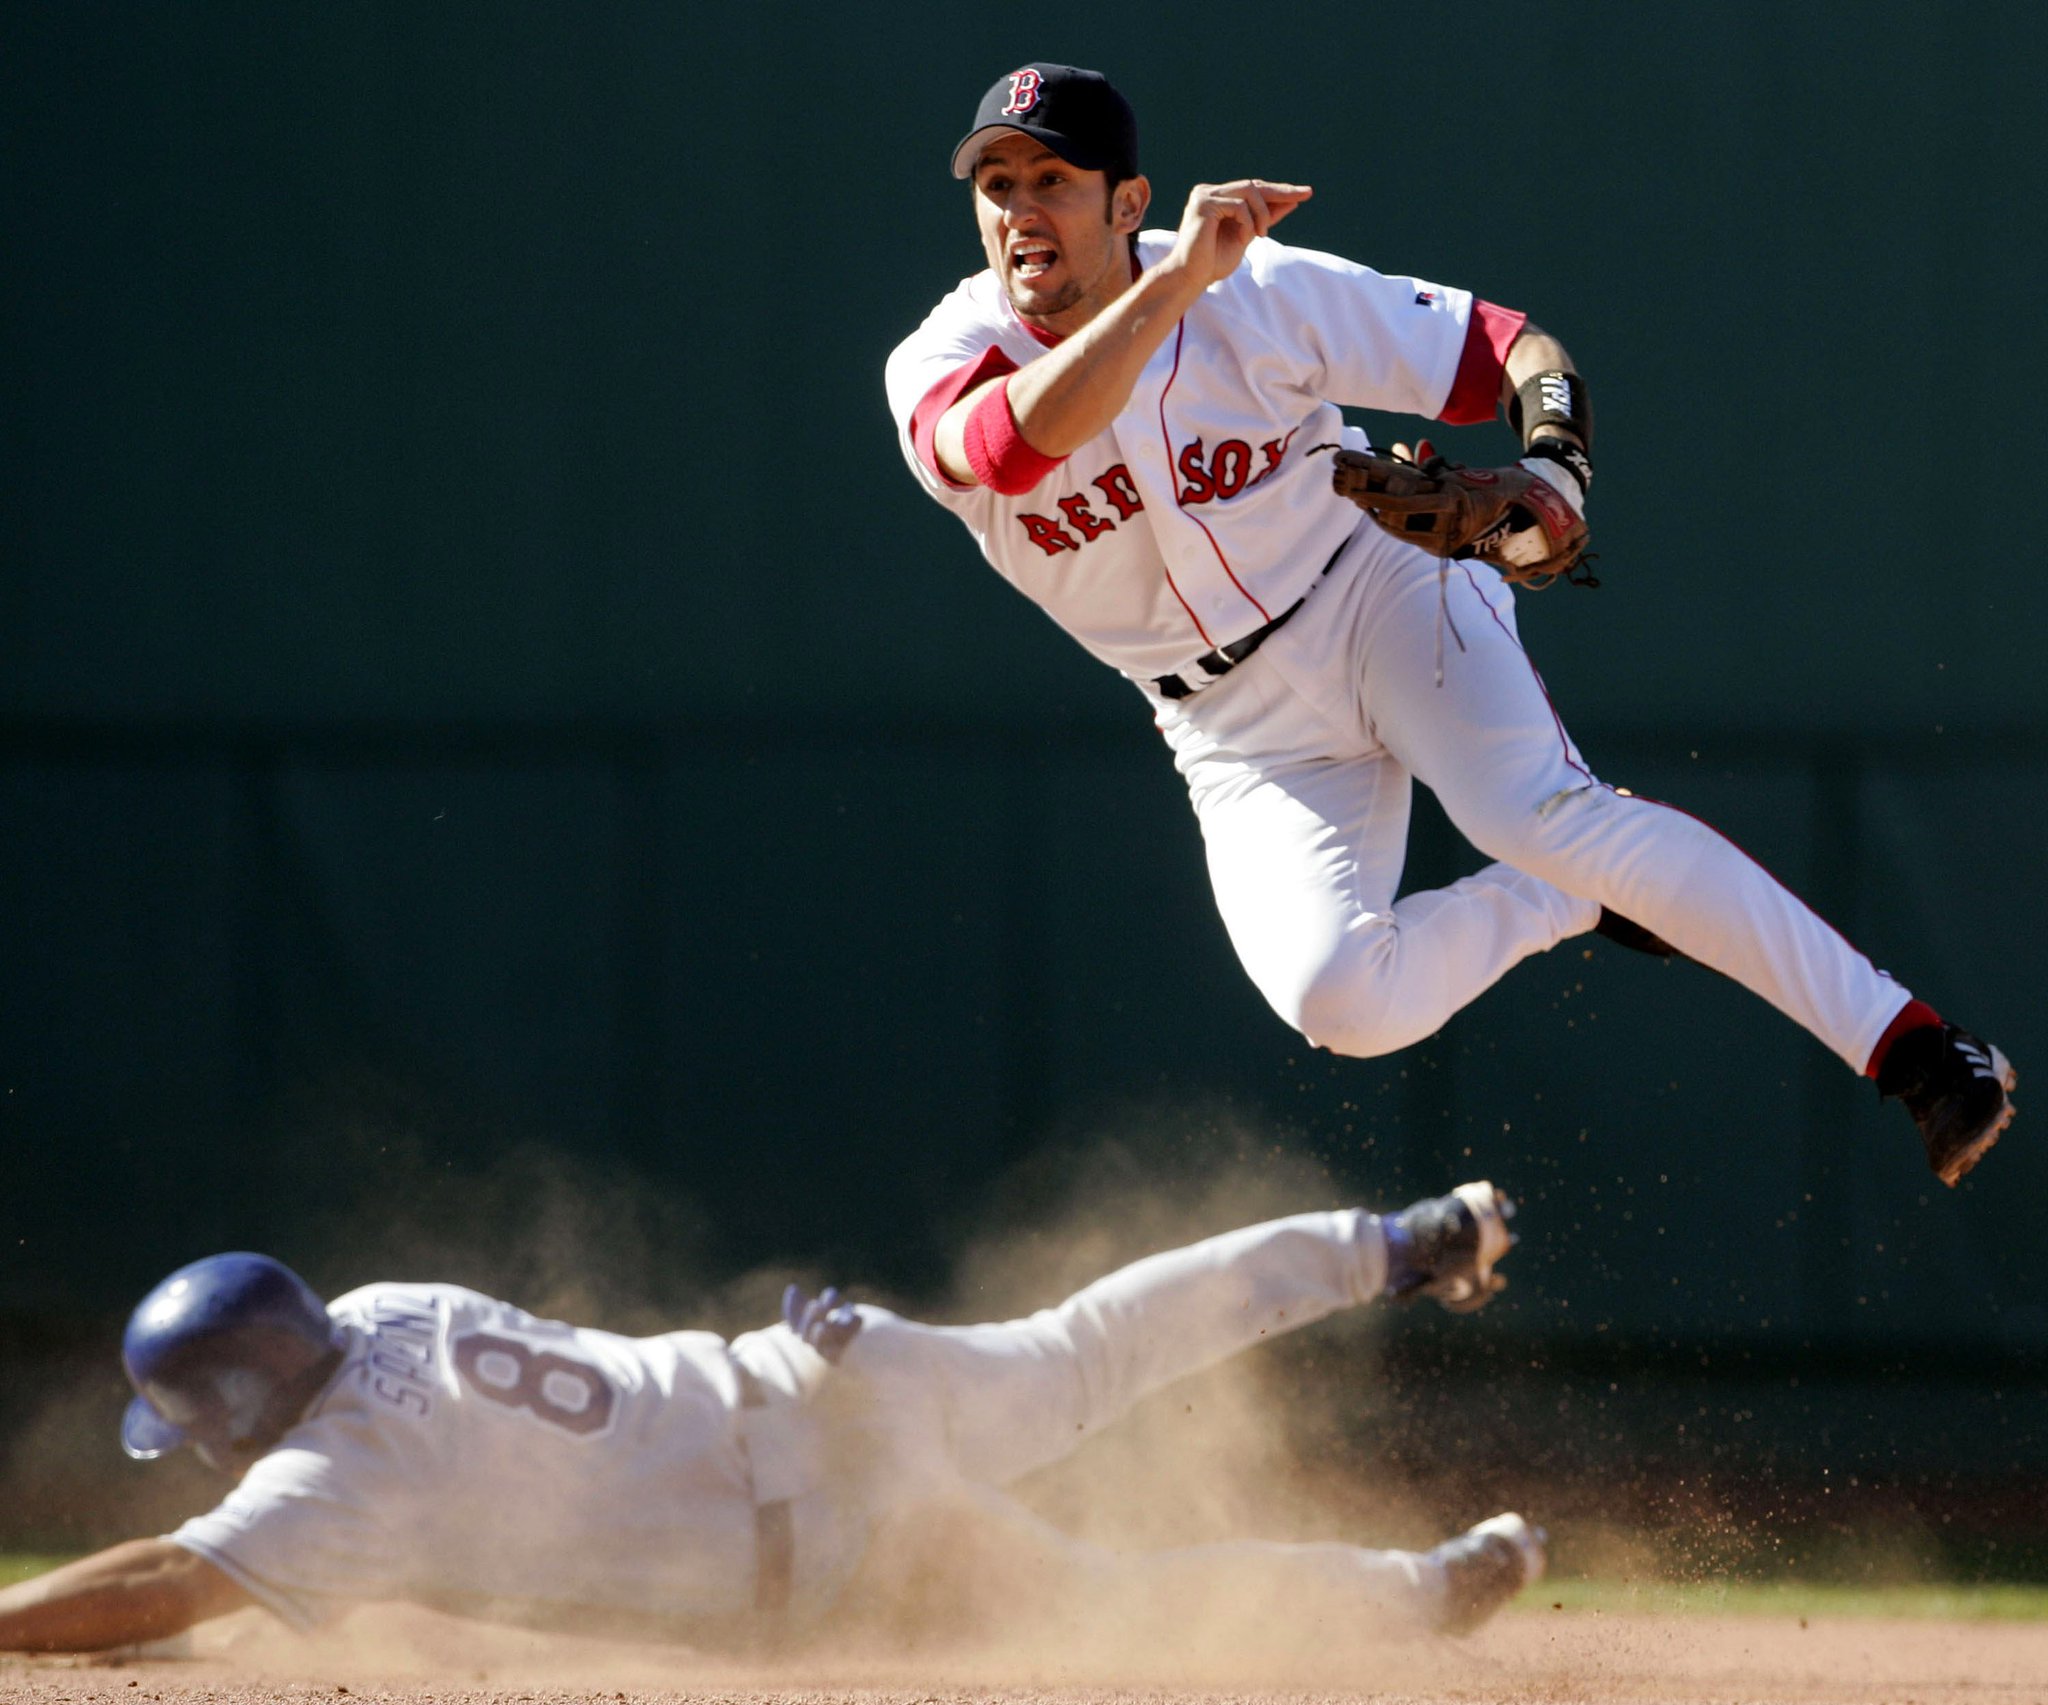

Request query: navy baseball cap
[{"left": 950, "top": 63, "right": 1139, "bottom": 181}]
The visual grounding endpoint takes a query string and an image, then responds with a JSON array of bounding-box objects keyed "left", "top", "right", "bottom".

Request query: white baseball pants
[
  {"left": 1155, "top": 524, "right": 1912, "bottom": 1071},
  {"left": 824, "top": 1209, "right": 1445, "bottom": 1628}
]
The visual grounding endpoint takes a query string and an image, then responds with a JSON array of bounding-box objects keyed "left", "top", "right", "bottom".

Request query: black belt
[
  {"left": 1152, "top": 598, "right": 1303, "bottom": 700},
  {"left": 734, "top": 1360, "right": 793, "bottom": 1619},
  {"left": 1150, "top": 541, "right": 1346, "bottom": 701}
]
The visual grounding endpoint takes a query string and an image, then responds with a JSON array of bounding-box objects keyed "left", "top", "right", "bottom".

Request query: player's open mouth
[{"left": 1010, "top": 245, "right": 1058, "bottom": 279}]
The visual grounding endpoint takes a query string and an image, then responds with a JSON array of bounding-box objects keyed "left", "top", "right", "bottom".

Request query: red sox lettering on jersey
[
  {"left": 887, "top": 231, "right": 1517, "bottom": 689},
  {"left": 1015, "top": 432, "right": 1306, "bottom": 558}
]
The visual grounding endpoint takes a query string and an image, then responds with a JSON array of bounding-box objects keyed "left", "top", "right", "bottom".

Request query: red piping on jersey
[
  {"left": 1453, "top": 559, "right": 1905, "bottom": 1014},
  {"left": 910, "top": 344, "right": 1019, "bottom": 487},
  {"left": 1437, "top": 300, "right": 1528, "bottom": 426},
  {"left": 1156, "top": 319, "right": 1271, "bottom": 647},
  {"left": 1150, "top": 321, "right": 1212, "bottom": 646}
]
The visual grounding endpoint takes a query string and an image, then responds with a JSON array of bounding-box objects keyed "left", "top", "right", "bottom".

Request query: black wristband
[
  {"left": 1521, "top": 437, "right": 1592, "bottom": 496},
  {"left": 1507, "top": 370, "right": 1593, "bottom": 451}
]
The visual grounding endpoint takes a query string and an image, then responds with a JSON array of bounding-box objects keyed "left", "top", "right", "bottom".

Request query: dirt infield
[{"left": 6, "top": 1606, "right": 2045, "bottom": 1705}]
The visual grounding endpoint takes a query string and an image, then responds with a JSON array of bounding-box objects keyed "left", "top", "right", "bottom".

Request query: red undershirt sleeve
[
  {"left": 1436, "top": 299, "right": 1528, "bottom": 426},
  {"left": 908, "top": 345, "right": 1019, "bottom": 487}
]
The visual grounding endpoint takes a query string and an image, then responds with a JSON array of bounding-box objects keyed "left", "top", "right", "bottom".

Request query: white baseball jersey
[
  {"left": 169, "top": 1283, "right": 759, "bottom": 1633},
  {"left": 884, "top": 231, "right": 1516, "bottom": 690}
]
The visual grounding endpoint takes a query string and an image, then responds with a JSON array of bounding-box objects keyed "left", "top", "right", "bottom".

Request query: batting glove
[{"left": 781, "top": 1283, "right": 862, "bottom": 1364}]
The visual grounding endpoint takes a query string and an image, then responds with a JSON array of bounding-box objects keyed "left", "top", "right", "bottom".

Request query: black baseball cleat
[
  {"left": 1595, "top": 907, "right": 1681, "bottom": 959},
  {"left": 1429, "top": 1513, "right": 1547, "bottom": 1634},
  {"left": 1383, "top": 1181, "right": 1515, "bottom": 1312},
  {"left": 1876, "top": 1022, "right": 2018, "bottom": 1186}
]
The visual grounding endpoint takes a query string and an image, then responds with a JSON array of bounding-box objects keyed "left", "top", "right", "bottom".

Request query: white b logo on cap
[{"left": 1001, "top": 69, "right": 1043, "bottom": 116}]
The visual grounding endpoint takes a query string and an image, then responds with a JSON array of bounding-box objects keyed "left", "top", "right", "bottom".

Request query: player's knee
[{"left": 1274, "top": 934, "right": 1417, "bottom": 1059}]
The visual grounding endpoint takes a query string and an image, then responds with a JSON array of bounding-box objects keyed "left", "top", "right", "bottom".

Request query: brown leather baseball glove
[{"left": 1331, "top": 442, "right": 1595, "bottom": 589}]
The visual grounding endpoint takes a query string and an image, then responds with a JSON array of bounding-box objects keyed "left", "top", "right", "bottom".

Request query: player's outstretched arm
[
  {"left": 0, "top": 1537, "right": 251, "bottom": 1652},
  {"left": 935, "top": 178, "right": 1313, "bottom": 484}
]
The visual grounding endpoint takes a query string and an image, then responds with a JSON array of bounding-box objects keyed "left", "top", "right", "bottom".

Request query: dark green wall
[{"left": 5, "top": 4, "right": 2044, "bottom": 1382}]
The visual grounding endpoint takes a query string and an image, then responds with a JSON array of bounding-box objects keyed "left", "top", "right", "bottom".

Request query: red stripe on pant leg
[{"left": 1455, "top": 562, "right": 1594, "bottom": 786}]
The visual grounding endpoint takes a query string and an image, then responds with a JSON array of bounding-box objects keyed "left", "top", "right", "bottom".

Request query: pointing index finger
[{"left": 1239, "top": 180, "right": 1312, "bottom": 226}]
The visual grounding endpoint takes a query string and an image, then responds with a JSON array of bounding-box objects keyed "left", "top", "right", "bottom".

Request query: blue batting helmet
[{"left": 120, "top": 1252, "right": 344, "bottom": 1471}]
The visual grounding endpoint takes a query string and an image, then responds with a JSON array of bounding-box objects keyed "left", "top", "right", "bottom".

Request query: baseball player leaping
[
  {"left": 0, "top": 1185, "right": 1535, "bottom": 1653},
  {"left": 884, "top": 62, "right": 2016, "bottom": 1187}
]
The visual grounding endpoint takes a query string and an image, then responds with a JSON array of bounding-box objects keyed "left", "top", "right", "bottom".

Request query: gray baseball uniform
[{"left": 168, "top": 1213, "right": 1455, "bottom": 1640}]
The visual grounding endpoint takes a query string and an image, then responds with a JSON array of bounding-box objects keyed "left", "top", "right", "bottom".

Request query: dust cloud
[{"left": 802, "top": 1114, "right": 1477, "bottom": 1686}]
